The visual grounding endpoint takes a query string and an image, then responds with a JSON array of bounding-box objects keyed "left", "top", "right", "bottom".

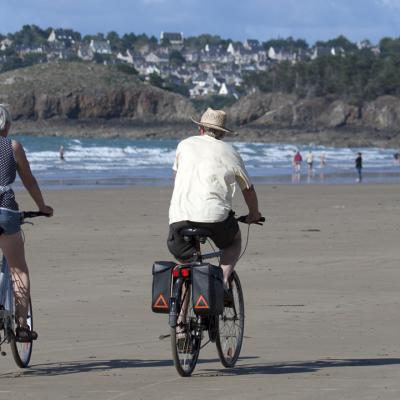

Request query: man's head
[
  {"left": 191, "top": 107, "right": 232, "bottom": 140},
  {"left": 0, "top": 104, "right": 11, "bottom": 136}
]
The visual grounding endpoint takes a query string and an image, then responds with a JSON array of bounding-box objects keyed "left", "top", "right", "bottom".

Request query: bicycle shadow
[
  {"left": 197, "top": 357, "right": 400, "bottom": 376},
  {"left": 0, "top": 356, "right": 257, "bottom": 377}
]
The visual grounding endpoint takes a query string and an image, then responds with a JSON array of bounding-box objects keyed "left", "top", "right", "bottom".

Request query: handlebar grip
[
  {"left": 21, "top": 211, "right": 50, "bottom": 219},
  {"left": 237, "top": 215, "right": 265, "bottom": 225}
]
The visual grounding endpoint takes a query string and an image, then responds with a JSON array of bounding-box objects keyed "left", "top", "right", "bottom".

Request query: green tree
[
  {"left": 169, "top": 50, "right": 185, "bottom": 67},
  {"left": 149, "top": 72, "right": 164, "bottom": 88},
  {"left": 106, "top": 31, "right": 122, "bottom": 52}
]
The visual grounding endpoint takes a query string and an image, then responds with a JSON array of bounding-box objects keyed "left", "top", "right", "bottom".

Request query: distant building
[
  {"left": 48, "top": 29, "right": 76, "bottom": 44},
  {"left": 77, "top": 43, "right": 94, "bottom": 61},
  {"left": 219, "top": 82, "right": 239, "bottom": 99},
  {"left": 160, "top": 32, "right": 184, "bottom": 48},
  {"left": 244, "top": 39, "right": 261, "bottom": 51},
  {"left": 89, "top": 39, "right": 112, "bottom": 55},
  {"left": 0, "top": 38, "right": 13, "bottom": 51},
  {"left": 311, "top": 46, "right": 344, "bottom": 60}
]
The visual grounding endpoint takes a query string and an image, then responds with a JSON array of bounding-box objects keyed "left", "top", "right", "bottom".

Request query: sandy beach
[{"left": 0, "top": 184, "right": 400, "bottom": 399}]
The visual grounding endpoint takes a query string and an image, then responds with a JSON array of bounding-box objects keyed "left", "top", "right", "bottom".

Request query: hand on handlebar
[
  {"left": 39, "top": 205, "right": 54, "bottom": 217},
  {"left": 246, "top": 212, "right": 262, "bottom": 225},
  {"left": 237, "top": 213, "right": 265, "bottom": 225}
]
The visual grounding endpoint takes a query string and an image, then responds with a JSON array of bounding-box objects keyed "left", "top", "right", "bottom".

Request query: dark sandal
[{"left": 15, "top": 327, "right": 38, "bottom": 342}]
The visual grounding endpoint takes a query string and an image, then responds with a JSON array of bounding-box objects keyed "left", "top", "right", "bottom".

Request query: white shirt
[{"left": 169, "top": 135, "right": 252, "bottom": 224}]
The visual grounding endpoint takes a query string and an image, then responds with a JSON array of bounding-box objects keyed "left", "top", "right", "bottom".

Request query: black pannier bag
[
  {"left": 192, "top": 264, "right": 224, "bottom": 315},
  {"left": 152, "top": 261, "right": 175, "bottom": 313}
]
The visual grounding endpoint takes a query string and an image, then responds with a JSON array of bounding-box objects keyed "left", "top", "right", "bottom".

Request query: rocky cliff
[
  {"left": 226, "top": 91, "right": 400, "bottom": 146},
  {"left": 1, "top": 63, "right": 400, "bottom": 146},
  {"left": 0, "top": 62, "right": 195, "bottom": 123}
]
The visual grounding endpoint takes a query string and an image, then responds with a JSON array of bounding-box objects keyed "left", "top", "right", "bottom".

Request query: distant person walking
[
  {"left": 320, "top": 153, "right": 326, "bottom": 168},
  {"left": 59, "top": 145, "right": 65, "bottom": 161},
  {"left": 355, "top": 152, "right": 363, "bottom": 182},
  {"left": 292, "top": 150, "right": 302, "bottom": 173},
  {"left": 394, "top": 152, "right": 399, "bottom": 165},
  {"left": 306, "top": 150, "right": 314, "bottom": 174}
]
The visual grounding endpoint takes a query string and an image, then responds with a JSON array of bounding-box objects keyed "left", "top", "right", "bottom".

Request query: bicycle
[
  {"left": 167, "top": 215, "right": 264, "bottom": 377},
  {"left": 0, "top": 211, "right": 48, "bottom": 368}
]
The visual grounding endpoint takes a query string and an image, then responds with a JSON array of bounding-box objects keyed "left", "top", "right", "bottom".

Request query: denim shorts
[{"left": 0, "top": 208, "right": 21, "bottom": 235}]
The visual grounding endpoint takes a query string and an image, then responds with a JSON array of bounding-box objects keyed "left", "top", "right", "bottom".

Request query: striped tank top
[{"left": 0, "top": 137, "right": 18, "bottom": 211}]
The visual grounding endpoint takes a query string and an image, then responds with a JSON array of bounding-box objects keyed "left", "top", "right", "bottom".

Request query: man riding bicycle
[{"left": 167, "top": 108, "right": 261, "bottom": 294}]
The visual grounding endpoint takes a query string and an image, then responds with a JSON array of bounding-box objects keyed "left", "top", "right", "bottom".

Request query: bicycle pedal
[{"left": 159, "top": 334, "right": 171, "bottom": 340}]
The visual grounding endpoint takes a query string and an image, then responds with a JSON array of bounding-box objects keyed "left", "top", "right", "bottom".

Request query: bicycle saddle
[{"left": 179, "top": 227, "right": 213, "bottom": 237}]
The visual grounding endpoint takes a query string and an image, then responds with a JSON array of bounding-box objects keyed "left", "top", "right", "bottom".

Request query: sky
[{"left": 2, "top": 0, "right": 400, "bottom": 44}]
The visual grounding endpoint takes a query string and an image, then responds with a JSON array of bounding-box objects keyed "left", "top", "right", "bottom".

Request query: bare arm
[
  {"left": 12, "top": 140, "right": 53, "bottom": 216},
  {"left": 242, "top": 185, "right": 261, "bottom": 223}
]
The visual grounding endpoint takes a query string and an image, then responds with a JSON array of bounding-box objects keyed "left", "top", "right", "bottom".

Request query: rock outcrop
[
  {"left": 0, "top": 62, "right": 195, "bottom": 123},
  {"left": 227, "top": 90, "right": 400, "bottom": 134},
  {"left": 1, "top": 63, "right": 400, "bottom": 146}
]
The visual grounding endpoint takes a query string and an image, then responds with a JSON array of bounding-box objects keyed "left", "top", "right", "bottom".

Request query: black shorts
[{"left": 167, "top": 211, "right": 239, "bottom": 261}]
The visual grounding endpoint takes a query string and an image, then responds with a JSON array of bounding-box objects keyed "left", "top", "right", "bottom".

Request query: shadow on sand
[
  {"left": 0, "top": 356, "right": 258, "bottom": 377},
  {"left": 197, "top": 357, "right": 400, "bottom": 376},
  {"left": 2, "top": 357, "right": 399, "bottom": 378}
]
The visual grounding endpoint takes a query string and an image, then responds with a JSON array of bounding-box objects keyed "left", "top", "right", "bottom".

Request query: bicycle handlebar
[
  {"left": 237, "top": 215, "right": 265, "bottom": 226},
  {"left": 21, "top": 211, "right": 51, "bottom": 220}
]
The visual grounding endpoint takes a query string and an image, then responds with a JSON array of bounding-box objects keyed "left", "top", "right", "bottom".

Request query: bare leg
[
  {"left": 220, "top": 230, "right": 241, "bottom": 285},
  {"left": 0, "top": 232, "right": 30, "bottom": 327}
]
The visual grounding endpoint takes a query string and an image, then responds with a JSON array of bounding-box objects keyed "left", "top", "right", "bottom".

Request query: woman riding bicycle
[
  {"left": 0, "top": 104, "right": 53, "bottom": 342},
  {"left": 167, "top": 108, "right": 261, "bottom": 289}
]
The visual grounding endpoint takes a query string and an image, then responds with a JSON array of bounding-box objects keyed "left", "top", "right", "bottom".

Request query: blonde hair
[{"left": 0, "top": 104, "right": 11, "bottom": 131}]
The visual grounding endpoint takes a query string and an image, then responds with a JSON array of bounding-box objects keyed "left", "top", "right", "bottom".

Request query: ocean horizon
[{"left": 10, "top": 134, "right": 400, "bottom": 189}]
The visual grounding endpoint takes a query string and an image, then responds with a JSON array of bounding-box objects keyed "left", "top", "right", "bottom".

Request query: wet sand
[{"left": 1, "top": 184, "right": 400, "bottom": 399}]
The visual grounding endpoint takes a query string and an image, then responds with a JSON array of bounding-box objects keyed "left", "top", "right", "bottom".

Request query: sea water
[{"left": 11, "top": 135, "right": 400, "bottom": 188}]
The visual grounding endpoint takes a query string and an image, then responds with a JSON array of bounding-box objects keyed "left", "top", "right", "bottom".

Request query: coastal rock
[
  {"left": 226, "top": 91, "right": 297, "bottom": 126},
  {"left": 0, "top": 62, "right": 195, "bottom": 123},
  {"left": 319, "top": 100, "right": 360, "bottom": 128},
  {"left": 361, "top": 96, "right": 400, "bottom": 130}
]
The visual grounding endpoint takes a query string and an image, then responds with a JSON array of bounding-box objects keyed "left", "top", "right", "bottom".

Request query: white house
[
  {"left": 117, "top": 50, "right": 134, "bottom": 64},
  {"left": 48, "top": 29, "right": 75, "bottom": 44},
  {"left": 90, "top": 40, "right": 112, "bottom": 54}
]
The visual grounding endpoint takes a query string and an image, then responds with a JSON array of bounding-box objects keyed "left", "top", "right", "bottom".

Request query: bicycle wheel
[
  {"left": 171, "top": 280, "right": 201, "bottom": 377},
  {"left": 216, "top": 271, "right": 244, "bottom": 368},
  {"left": 10, "top": 298, "right": 33, "bottom": 368}
]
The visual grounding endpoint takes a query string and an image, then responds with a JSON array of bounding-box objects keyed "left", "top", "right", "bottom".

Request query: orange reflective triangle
[
  {"left": 194, "top": 295, "right": 209, "bottom": 309},
  {"left": 154, "top": 294, "right": 168, "bottom": 309}
]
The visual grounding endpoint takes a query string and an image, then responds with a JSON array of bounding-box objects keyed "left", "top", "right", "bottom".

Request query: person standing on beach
[
  {"left": 293, "top": 150, "right": 302, "bottom": 173},
  {"left": 355, "top": 152, "right": 363, "bottom": 182},
  {"left": 306, "top": 150, "right": 314, "bottom": 175},
  {"left": 167, "top": 108, "right": 261, "bottom": 288},
  {"left": 320, "top": 153, "right": 326, "bottom": 168},
  {"left": 0, "top": 104, "right": 53, "bottom": 342},
  {"left": 59, "top": 145, "right": 65, "bottom": 161}
]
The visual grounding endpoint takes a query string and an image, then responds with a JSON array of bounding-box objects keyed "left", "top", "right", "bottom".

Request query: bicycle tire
[
  {"left": 10, "top": 298, "right": 33, "bottom": 368},
  {"left": 171, "top": 279, "right": 201, "bottom": 377},
  {"left": 216, "top": 271, "right": 244, "bottom": 368}
]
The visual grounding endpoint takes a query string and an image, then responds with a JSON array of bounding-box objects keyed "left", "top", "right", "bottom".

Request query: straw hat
[{"left": 191, "top": 108, "right": 232, "bottom": 133}]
